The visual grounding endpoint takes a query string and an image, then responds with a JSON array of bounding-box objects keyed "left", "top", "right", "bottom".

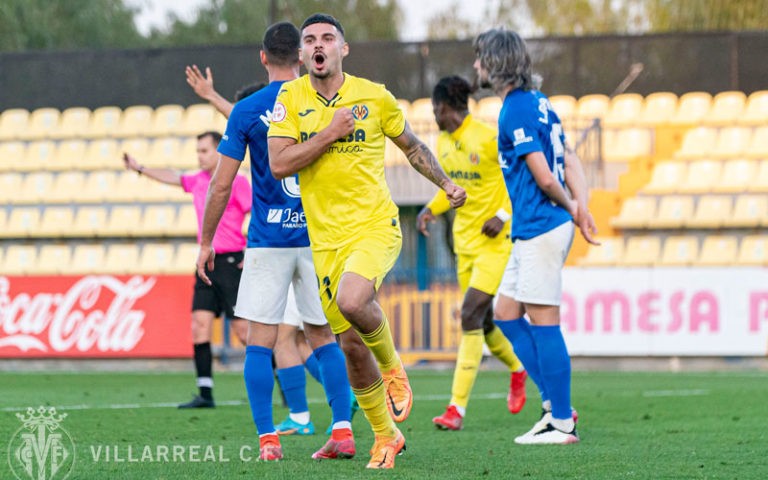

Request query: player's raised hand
[
  {"left": 416, "top": 207, "right": 436, "bottom": 236},
  {"left": 122, "top": 152, "right": 139, "bottom": 171},
  {"left": 444, "top": 183, "right": 467, "bottom": 208},
  {"left": 196, "top": 244, "right": 216, "bottom": 286},
  {"left": 328, "top": 107, "right": 355, "bottom": 139},
  {"left": 185, "top": 65, "right": 215, "bottom": 100}
]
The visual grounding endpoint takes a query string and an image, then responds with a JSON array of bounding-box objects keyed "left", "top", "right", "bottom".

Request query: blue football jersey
[
  {"left": 218, "top": 81, "right": 309, "bottom": 248},
  {"left": 497, "top": 88, "right": 572, "bottom": 241}
]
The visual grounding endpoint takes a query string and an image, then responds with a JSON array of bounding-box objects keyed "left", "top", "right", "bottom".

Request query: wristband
[
  {"left": 495, "top": 208, "right": 511, "bottom": 223},
  {"left": 137, "top": 166, "right": 145, "bottom": 176}
]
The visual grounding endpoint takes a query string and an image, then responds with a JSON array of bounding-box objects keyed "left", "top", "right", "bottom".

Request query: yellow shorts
[
  {"left": 457, "top": 245, "right": 512, "bottom": 295},
  {"left": 312, "top": 219, "right": 402, "bottom": 334}
]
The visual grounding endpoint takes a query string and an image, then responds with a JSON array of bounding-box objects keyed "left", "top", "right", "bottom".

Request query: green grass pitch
[{"left": 1, "top": 368, "right": 767, "bottom": 479}]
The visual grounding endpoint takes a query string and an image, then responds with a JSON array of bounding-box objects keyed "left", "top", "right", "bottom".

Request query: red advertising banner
[{"left": 0, "top": 275, "right": 193, "bottom": 358}]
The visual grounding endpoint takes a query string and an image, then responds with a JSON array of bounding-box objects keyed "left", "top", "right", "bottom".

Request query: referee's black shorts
[{"left": 192, "top": 250, "right": 244, "bottom": 318}]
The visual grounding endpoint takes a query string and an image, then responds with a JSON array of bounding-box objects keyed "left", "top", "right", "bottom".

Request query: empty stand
[
  {"left": 725, "top": 194, "right": 768, "bottom": 228},
  {"left": 746, "top": 126, "right": 768, "bottom": 159},
  {"left": 117, "top": 105, "right": 153, "bottom": 138},
  {"left": 673, "top": 127, "right": 718, "bottom": 160},
  {"left": 575, "top": 94, "right": 610, "bottom": 122},
  {"left": 622, "top": 236, "right": 661, "bottom": 266},
  {"left": 36, "top": 244, "right": 72, "bottom": 274},
  {"left": 475, "top": 96, "right": 502, "bottom": 124},
  {"left": 120, "top": 138, "right": 151, "bottom": 162},
  {"left": 748, "top": 159, "right": 768, "bottom": 192},
  {"left": 579, "top": 237, "right": 624, "bottom": 266},
  {"left": 739, "top": 90, "right": 768, "bottom": 126},
  {"left": 87, "top": 106, "right": 122, "bottom": 138},
  {"left": 2, "top": 245, "right": 37, "bottom": 275},
  {"left": 611, "top": 196, "right": 657, "bottom": 229},
  {"left": 21, "top": 141, "right": 57, "bottom": 172},
  {"left": 711, "top": 126, "right": 752, "bottom": 159},
  {"left": 69, "top": 245, "right": 107, "bottom": 274},
  {"left": 602, "top": 128, "right": 653, "bottom": 163},
  {"left": 670, "top": 91, "right": 712, "bottom": 125},
  {"left": 0, "top": 142, "right": 26, "bottom": 172},
  {"left": 647, "top": 195, "right": 695, "bottom": 229},
  {"left": 702, "top": 91, "right": 746, "bottom": 126},
  {"left": 52, "top": 107, "right": 92, "bottom": 140},
  {"left": 16, "top": 172, "right": 54, "bottom": 204},
  {"left": 36, "top": 207, "right": 76, "bottom": 237},
  {"left": 548, "top": 95, "right": 577, "bottom": 123},
  {"left": 686, "top": 195, "right": 732, "bottom": 228},
  {"left": 83, "top": 139, "right": 120, "bottom": 170},
  {"left": 48, "top": 172, "right": 86, "bottom": 203},
  {"left": 642, "top": 162, "right": 687, "bottom": 194},
  {"left": 71, "top": 206, "right": 108, "bottom": 237},
  {"left": 20, "top": 108, "right": 60, "bottom": 141},
  {"left": 0, "top": 109, "right": 30, "bottom": 141},
  {"left": 151, "top": 104, "right": 185, "bottom": 137},
  {"left": 637, "top": 92, "right": 678, "bottom": 126},
  {"left": 698, "top": 235, "right": 738, "bottom": 266},
  {"left": 677, "top": 160, "right": 722, "bottom": 194},
  {"left": 146, "top": 137, "right": 181, "bottom": 168},
  {"left": 713, "top": 159, "right": 757, "bottom": 193},
  {"left": 169, "top": 242, "right": 199, "bottom": 274},
  {"left": 0, "top": 173, "right": 23, "bottom": 205},
  {"left": 603, "top": 93, "right": 644, "bottom": 128},
  {"left": 659, "top": 236, "right": 699, "bottom": 266},
  {"left": 102, "top": 206, "right": 142, "bottom": 237},
  {"left": 138, "top": 205, "right": 177, "bottom": 236},
  {"left": 55, "top": 140, "right": 88, "bottom": 171},
  {"left": 180, "top": 104, "right": 218, "bottom": 136},
  {"left": 737, "top": 235, "right": 768, "bottom": 265},
  {"left": 136, "top": 243, "right": 176, "bottom": 273},
  {"left": 103, "top": 244, "right": 140, "bottom": 273},
  {"left": 168, "top": 204, "right": 198, "bottom": 237},
  {"left": 79, "top": 171, "right": 118, "bottom": 203}
]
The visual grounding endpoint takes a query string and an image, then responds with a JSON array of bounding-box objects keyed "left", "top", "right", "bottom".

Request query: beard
[{"left": 471, "top": 75, "right": 492, "bottom": 91}]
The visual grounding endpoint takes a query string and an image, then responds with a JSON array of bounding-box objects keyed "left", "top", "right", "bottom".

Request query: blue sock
[
  {"left": 530, "top": 325, "right": 572, "bottom": 421},
  {"left": 276, "top": 365, "right": 308, "bottom": 415},
  {"left": 244, "top": 345, "right": 275, "bottom": 435},
  {"left": 313, "top": 342, "right": 352, "bottom": 424},
  {"left": 304, "top": 352, "right": 323, "bottom": 384},
  {"left": 495, "top": 317, "right": 549, "bottom": 402}
]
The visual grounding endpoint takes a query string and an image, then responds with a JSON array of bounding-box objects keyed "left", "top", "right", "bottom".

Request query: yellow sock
[
  {"left": 449, "top": 329, "right": 484, "bottom": 409},
  {"left": 485, "top": 326, "right": 523, "bottom": 372},
  {"left": 358, "top": 315, "right": 399, "bottom": 372},
  {"left": 353, "top": 378, "right": 396, "bottom": 437}
]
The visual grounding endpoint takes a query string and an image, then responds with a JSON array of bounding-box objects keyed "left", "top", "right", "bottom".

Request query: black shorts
[{"left": 192, "top": 251, "right": 244, "bottom": 318}]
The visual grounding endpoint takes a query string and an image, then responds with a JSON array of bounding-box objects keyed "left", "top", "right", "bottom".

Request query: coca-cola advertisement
[{"left": 0, "top": 275, "right": 193, "bottom": 358}]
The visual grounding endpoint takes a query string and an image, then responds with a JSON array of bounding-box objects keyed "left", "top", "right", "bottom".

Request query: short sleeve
[
  {"left": 180, "top": 173, "right": 194, "bottom": 193},
  {"left": 267, "top": 86, "right": 299, "bottom": 141},
  {"left": 502, "top": 98, "right": 544, "bottom": 160},
  {"left": 217, "top": 102, "right": 248, "bottom": 161},
  {"left": 380, "top": 88, "right": 406, "bottom": 138}
]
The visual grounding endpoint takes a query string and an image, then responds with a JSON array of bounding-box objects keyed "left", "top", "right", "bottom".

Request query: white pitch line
[{"left": 642, "top": 389, "right": 710, "bottom": 397}]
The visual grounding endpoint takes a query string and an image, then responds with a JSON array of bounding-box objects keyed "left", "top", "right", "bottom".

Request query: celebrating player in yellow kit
[
  {"left": 417, "top": 76, "right": 527, "bottom": 431},
  {"left": 268, "top": 13, "right": 466, "bottom": 469}
]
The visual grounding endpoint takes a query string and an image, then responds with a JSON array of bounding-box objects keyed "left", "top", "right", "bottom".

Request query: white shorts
[
  {"left": 498, "top": 221, "right": 574, "bottom": 306},
  {"left": 234, "top": 247, "right": 327, "bottom": 326}
]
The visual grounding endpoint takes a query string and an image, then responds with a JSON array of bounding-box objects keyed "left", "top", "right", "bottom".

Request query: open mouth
[{"left": 312, "top": 52, "right": 326, "bottom": 66}]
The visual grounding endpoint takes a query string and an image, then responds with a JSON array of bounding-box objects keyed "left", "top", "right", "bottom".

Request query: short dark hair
[
  {"left": 197, "top": 131, "right": 222, "bottom": 145},
  {"left": 300, "top": 13, "right": 345, "bottom": 38},
  {"left": 262, "top": 21, "right": 300, "bottom": 67},
  {"left": 432, "top": 76, "right": 472, "bottom": 112},
  {"left": 235, "top": 82, "right": 267, "bottom": 101}
]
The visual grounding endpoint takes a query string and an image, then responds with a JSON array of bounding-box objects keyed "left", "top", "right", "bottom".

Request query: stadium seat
[
  {"left": 637, "top": 92, "right": 678, "bottom": 126},
  {"left": 102, "top": 205, "right": 142, "bottom": 237},
  {"left": 384, "top": 138, "right": 407, "bottom": 167},
  {"left": 548, "top": 95, "right": 577, "bottom": 123},
  {"left": 48, "top": 172, "right": 86, "bottom": 203},
  {"left": 641, "top": 161, "right": 687, "bottom": 194},
  {"left": 69, "top": 244, "right": 107, "bottom": 274},
  {"left": 711, "top": 126, "right": 752, "bottom": 159},
  {"left": 647, "top": 195, "right": 695, "bottom": 229},
  {"left": 180, "top": 104, "right": 218, "bottom": 136},
  {"left": 138, "top": 205, "right": 177, "bottom": 236},
  {"left": 175, "top": 138, "right": 199, "bottom": 169},
  {"left": 702, "top": 91, "right": 746, "bottom": 126},
  {"left": 736, "top": 235, "right": 768, "bottom": 265},
  {"left": 21, "top": 141, "right": 57, "bottom": 172},
  {"left": 0, "top": 173, "right": 23, "bottom": 204},
  {"left": 112, "top": 172, "right": 145, "bottom": 202},
  {"left": 713, "top": 158, "right": 757, "bottom": 193},
  {"left": 55, "top": 140, "right": 88, "bottom": 171},
  {"left": 726, "top": 194, "right": 768, "bottom": 228},
  {"left": 611, "top": 196, "right": 657, "bottom": 229},
  {"left": 659, "top": 236, "right": 699, "bottom": 266},
  {"left": 738, "top": 90, "right": 768, "bottom": 126},
  {"left": 602, "top": 127, "right": 653, "bottom": 163},
  {"left": 1, "top": 245, "right": 38, "bottom": 275},
  {"left": 575, "top": 94, "right": 610, "bottom": 122},
  {"left": 83, "top": 139, "right": 120, "bottom": 170},
  {"left": 578, "top": 236, "right": 624, "bottom": 266},
  {"left": 2, "top": 207, "right": 40, "bottom": 238},
  {"left": 117, "top": 105, "right": 154, "bottom": 138},
  {"left": 686, "top": 195, "right": 732, "bottom": 228},
  {"left": 36, "top": 206, "right": 76, "bottom": 237},
  {"left": 0, "top": 108, "right": 30, "bottom": 141},
  {"left": 168, "top": 204, "right": 198, "bottom": 237},
  {"left": 169, "top": 242, "right": 199, "bottom": 274},
  {"left": 396, "top": 98, "right": 411, "bottom": 118},
  {"left": 150, "top": 104, "right": 185, "bottom": 137},
  {"left": 121, "top": 138, "right": 151, "bottom": 162},
  {"left": 16, "top": 172, "right": 55, "bottom": 204},
  {"left": 79, "top": 171, "right": 118, "bottom": 203},
  {"left": 603, "top": 93, "right": 644, "bottom": 127},
  {"left": 621, "top": 236, "right": 661, "bottom": 266},
  {"left": 136, "top": 243, "right": 176, "bottom": 273},
  {"left": 103, "top": 244, "right": 140, "bottom": 274},
  {"left": 669, "top": 91, "right": 712, "bottom": 125},
  {"left": 36, "top": 244, "right": 73, "bottom": 274},
  {"left": 87, "top": 106, "right": 122, "bottom": 138},
  {"left": 475, "top": 96, "right": 502, "bottom": 124},
  {"left": 748, "top": 159, "right": 768, "bottom": 192},
  {"left": 677, "top": 160, "right": 722, "bottom": 194},
  {"left": 52, "top": 107, "right": 92, "bottom": 140},
  {"left": 0, "top": 209, "right": 6, "bottom": 234},
  {"left": 20, "top": 108, "right": 60, "bottom": 141},
  {"left": 673, "top": 127, "right": 718, "bottom": 160},
  {"left": 698, "top": 235, "right": 738, "bottom": 266},
  {"left": 746, "top": 126, "right": 768, "bottom": 159},
  {"left": 146, "top": 137, "right": 181, "bottom": 168},
  {"left": 71, "top": 206, "right": 108, "bottom": 237},
  {"left": 0, "top": 141, "right": 26, "bottom": 172},
  {"left": 409, "top": 97, "right": 437, "bottom": 133}
]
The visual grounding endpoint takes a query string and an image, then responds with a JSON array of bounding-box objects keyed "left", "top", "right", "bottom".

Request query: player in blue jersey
[
  {"left": 473, "top": 28, "right": 599, "bottom": 445},
  {"left": 193, "top": 22, "right": 355, "bottom": 462}
]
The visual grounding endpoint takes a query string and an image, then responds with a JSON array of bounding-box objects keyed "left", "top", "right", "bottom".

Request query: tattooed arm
[{"left": 391, "top": 122, "right": 467, "bottom": 207}]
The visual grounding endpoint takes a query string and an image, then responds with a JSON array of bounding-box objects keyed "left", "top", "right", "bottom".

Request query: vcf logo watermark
[{"left": 7, "top": 407, "right": 75, "bottom": 480}]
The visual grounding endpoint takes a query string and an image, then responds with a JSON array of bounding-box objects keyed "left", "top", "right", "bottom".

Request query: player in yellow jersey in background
[
  {"left": 268, "top": 13, "right": 466, "bottom": 469},
  {"left": 417, "top": 76, "right": 527, "bottom": 431}
]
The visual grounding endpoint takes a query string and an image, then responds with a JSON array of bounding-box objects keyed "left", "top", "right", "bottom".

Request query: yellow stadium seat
[
  {"left": 47, "top": 172, "right": 86, "bottom": 204},
  {"left": 659, "top": 236, "right": 699, "bottom": 266},
  {"left": 21, "top": 141, "right": 57, "bottom": 172},
  {"left": 396, "top": 99, "right": 411, "bottom": 118},
  {"left": 637, "top": 92, "right": 678, "bottom": 126},
  {"left": 87, "top": 106, "right": 122, "bottom": 138},
  {"left": 0, "top": 173, "right": 23, "bottom": 204},
  {"left": 702, "top": 91, "right": 746, "bottom": 126},
  {"left": 408, "top": 97, "right": 437, "bottom": 134},
  {"left": 677, "top": 160, "right": 722, "bottom": 194},
  {"left": 71, "top": 206, "right": 108, "bottom": 237},
  {"left": 578, "top": 237, "right": 624, "bottom": 266},
  {"left": 35, "top": 245, "right": 72, "bottom": 274},
  {"left": 611, "top": 196, "right": 657, "bottom": 229},
  {"left": 111, "top": 172, "right": 145, "bottom": 202},
  {"left": 116, "top": 105, "right": 154, "bottom": 138},
  {"left": 55, "top": 140, "right": 88, "bottom": 171},
  {"left": 51, "top": 107, "right": 92, "bottom": 140},
  {"left": 384, "top": 137, "right": 407, "bottom": 167},
  {"left": 0, "top": 244, "right": 4, "bottom": 267},
  {"left": 175, "top": 138, "right": 199, "bottom": 169},
  {"left": 180, "top": 104, "right": 218, "bottom": 136},
  {"left": 621, "top": 236, "right": 661, "bottom": 266},
  {"left": 746, "top": 126, "right": 768, "bottom": 159},
  {"left": 549, "top": 95, "right": 577, "bottom": 123},
  {"left": 138, "top": 205, "right": 177, "bottom": 236},
  {"left": 738, "top": 90, "right": 768, "bottom": 126},
  {"left": 2, "top": 245, "right": 37, "bottom": 275},
  {"left": 737, "top": 235, "right": 768, "bottom": 265},
  {"left": 169, "top": 242, "right": 199, "bottom": 274},
  {"left": 713, "top": 158, "right": 757, "bottom": 193},
  {"left": 103, "top": 206, "right": 142, "bottom": 237},
  {"left": 698, "top": 235, "right": 738, "bottom": 266},
  {"left": 168, "top": 204, "right": 198, "bottom": 237},
  {"left": 20, "top": 108, "right": 60, "bottom": 141},
  {"left": 603, "top": 93, "right": 644, "bottom": 128},
  {"left": 103, "top": 244, "right": 140, "bottom": 274},
  {"left": 576, "top": 94, "right": 610, "bottom": 122},
  {"left": 0, "top": 142, "right": 26, "bottom": 172},
  {"left": 641, "top": 161, "right": 687, "bottom": 194},
  {"left": 686, "top": 195, "right": 732, "bottom": 228},
  {"left": 120, "top": 138, "right": 151, "bottom": 162},
  {"left": 475, "top": 96, "right": 502, "bottom": 124},
  {"left": 647, "top": 195, "right": 695, "bottom": 229},
  {"left": 69, "top": 245, "right": 107, "bottom": 274},
  {"left": 0, "top": 109, "right": 30, "bottom": 141},
  {"left": 711, "top": 126, "right": 752, "bottom": 159},
  {"left": 16, "top": 172, "right": 54, "bottom": 204},
  {"left": 749, "top": 159, "right": 768, "bottom": 192},
  {"left": 673, "top": 127, "right": 718, "bottom": 160},
  {"left": 150, "top": 104, "right": 185, "bottom": 137},
  {"left": 602, "top": 127, "right": 653, "bottom": 163},
  {"left": 36, "top": 206, "right": 76, "bottom": 237},
  {"left": 2, "top": 207, "right": 41, "bottom": 238},
  {"left": 79, "top": 171, "right": 118, "bottom": 203},
  {"left": 146, "top": 137, "right": 181, "bottom": 168},
  {"left": 726, "top": 194, "right": 768, "bottom": 228},
  {"left": 136, "top": 243, "right": 176, "bottom": 273},
  {"left": 83, "top": 139, "right": 120, "bottom": 170},
  {"left": 670, "top": 91, "right": 712, "bottom": 125}
]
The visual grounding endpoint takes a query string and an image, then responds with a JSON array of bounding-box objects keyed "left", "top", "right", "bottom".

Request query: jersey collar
[{"left": 451, "top": 114, "right": 473, "bottom": 140}]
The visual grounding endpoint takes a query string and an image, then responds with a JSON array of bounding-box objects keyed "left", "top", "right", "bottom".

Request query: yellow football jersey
[
  {"left": 268, "top": 74, "right": 405, "bottom": 250},
  {"left": 426, "top": 115, "right": 511, "bottom": 255}
]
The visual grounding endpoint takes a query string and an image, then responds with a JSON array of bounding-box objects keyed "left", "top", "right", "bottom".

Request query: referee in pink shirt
[{"left": 123, "top": 131, "right": 252, "bottom": 408}]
